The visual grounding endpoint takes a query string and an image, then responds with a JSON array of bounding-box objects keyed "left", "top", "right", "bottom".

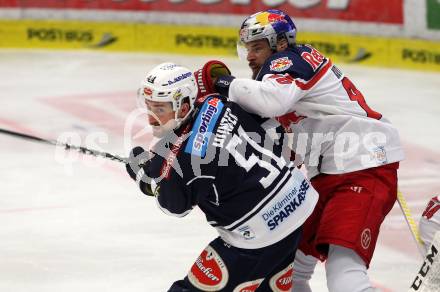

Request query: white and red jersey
[
  {"left": 420, "top": 195, "right": 440, "bottom": 249},
  {"left": 227, "top": 44, "right": 404, "bottom": 177}
]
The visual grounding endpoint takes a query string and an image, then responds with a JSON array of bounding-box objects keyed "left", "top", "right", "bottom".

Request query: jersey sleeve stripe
[{"left": 294, "top": 60, "right": 333, "bottom": 90}]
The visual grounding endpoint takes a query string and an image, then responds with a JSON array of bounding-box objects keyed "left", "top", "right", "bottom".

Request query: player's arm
[
  {"left": 225, "top": 74, "right": 303, "bottom": 117},
  {"left": 220, "top": 50, "right": 328, "bottom": 118},
  {"left": 126, "top": 146, "right": 196, "bottom": 217},
  {"left": 228, "top": 51, "right": 326, "bottom": 117},
  {"left": 194, "top": 59, "right": 296, "bottom": 118},
  {"left": 153, "top": 171, "right": 196, "bottom": 218}
]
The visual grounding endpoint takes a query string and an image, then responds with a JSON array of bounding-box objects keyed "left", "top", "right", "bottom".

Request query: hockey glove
[
  {"left": 214, "top": 75, "right": 235, "bottom": 97},
  {"left": 126, "top": 146, "right": 155, "bottom": 197},
  {"left": 194, "top": 60, "right": 232, "bottom": 99}
]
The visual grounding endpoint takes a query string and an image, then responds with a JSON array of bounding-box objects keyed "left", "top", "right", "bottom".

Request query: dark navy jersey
[{"left": 146, "top": 94, "right": 318, "bottom": 249}]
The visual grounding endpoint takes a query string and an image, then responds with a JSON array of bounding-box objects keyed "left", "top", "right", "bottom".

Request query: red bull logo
[
  {"left": 270, "top": 57, "right": 293, "bottom": 72},
  {"left": 268, "top": 13, "right": 286, "bottom": 24},
  {"left": 256, "top": 11, "right": 286, "bottom": 26}
]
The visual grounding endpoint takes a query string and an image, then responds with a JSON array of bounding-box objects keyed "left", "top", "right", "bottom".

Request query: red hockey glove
[{"left": 194, "top": 60, "right": 231, "bottom": 100}]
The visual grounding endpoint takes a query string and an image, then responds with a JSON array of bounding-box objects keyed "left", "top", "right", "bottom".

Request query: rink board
[{"left": 0, "top": 19, "right": 440, "bottom": 72}]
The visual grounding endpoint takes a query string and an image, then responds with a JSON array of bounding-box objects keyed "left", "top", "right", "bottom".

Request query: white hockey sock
[
  {"left": 326, "top": 244, "right": 374, "bottom": 292},
  {"left": 292, "top": 249, "right": 318, "bottom": 292}
]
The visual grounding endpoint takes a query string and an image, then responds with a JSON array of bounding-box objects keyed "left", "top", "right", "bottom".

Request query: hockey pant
[{"left": 168, "top": 227, "right": 302, "bottom": 292}]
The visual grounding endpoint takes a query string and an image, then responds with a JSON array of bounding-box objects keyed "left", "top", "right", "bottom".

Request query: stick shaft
[
  {"left": 397, "top": 190, "right": 426, "bottom": 257},
  {"left": 0, "top": 127, "right": 127, "bottom": 163}
]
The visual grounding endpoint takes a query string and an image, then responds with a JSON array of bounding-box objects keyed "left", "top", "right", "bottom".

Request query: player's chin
[
  {"left": 249, "top": 66, "right": 260, "bottom": 79},
  {"left": 251, "top": 68, "right": 259, "bottom": 79},
  {"left": 249, "top": 64, "right": 259, "bottom": 71}
]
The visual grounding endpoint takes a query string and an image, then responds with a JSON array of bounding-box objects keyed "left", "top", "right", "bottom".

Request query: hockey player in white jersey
[
  {"left": 196, "top": 9, "right": 405, "bottom": 292},
  {"left": 409, "top": 195, "right": 440, "bottom": 291},
  {"left": 420, "top": 195, "right": 440, "bottom": 250},
  {"left": 126, "top": 63, "right": 319, "bottom": 291}
]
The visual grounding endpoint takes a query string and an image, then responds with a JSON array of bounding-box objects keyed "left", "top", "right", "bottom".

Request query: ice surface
[{"left": 1, "top": 50, "right": 439, "bottom": 291}]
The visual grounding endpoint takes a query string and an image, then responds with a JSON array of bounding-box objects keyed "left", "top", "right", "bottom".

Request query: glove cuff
[
  {"left": 214, "top": 75, "right": 235, "bottom": 97},
  {"left": 194, "top": 68, "right": 213, "bottom": 98}
]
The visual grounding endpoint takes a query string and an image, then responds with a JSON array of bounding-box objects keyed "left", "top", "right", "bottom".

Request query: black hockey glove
[
  {"left": 214, "top": 75, "right": 235, "bottom": 97},
  {"left": 126, "top": 146, "right": 155, "bottom": 197}
]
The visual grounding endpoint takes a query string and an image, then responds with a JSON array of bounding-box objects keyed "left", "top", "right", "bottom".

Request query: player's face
[
  {"left": 245, "top": 39, "right": 273, "bottom": 79},
  {"left": 144, "top": 100, "right": 175, "bottom": 126}
]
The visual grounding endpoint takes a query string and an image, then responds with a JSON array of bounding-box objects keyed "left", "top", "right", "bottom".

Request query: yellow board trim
[{"left": 1, "top": 19, "right": 440, "bottom": 72}]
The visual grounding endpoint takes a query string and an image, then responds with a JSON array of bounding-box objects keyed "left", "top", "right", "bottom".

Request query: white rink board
[{"left": 1, "top": 50, "right": 440, "bottom": 291}]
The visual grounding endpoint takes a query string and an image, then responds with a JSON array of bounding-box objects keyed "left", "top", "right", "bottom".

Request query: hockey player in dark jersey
[
  {"left": 125, "top": 62, "right": 318, "bottom": 291},
  {"left": 196, "top": 9, "right": 404, "bottom": 292}
]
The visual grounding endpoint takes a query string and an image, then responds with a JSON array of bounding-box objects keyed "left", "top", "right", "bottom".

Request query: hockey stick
[
  {"left": 0, "top": 127, "right": 127, "bottom": 164},
  {"left": 409, "top": 231, "right": 440, "bottom": 292},
  {"left": 397, "top": 190, "right": 426, "bottom": 257}
]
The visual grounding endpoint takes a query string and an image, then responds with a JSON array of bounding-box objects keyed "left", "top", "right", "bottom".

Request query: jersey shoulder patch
[
  {"left": 269, "top": 56, "right": 293, "bottom": 72},
  {"left": 259, "top": 48, "right": 320, "bottom": 82}
]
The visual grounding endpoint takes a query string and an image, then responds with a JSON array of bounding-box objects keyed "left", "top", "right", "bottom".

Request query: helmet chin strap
[
  {"left": 151, "top": 119, "right": 178, "bottom": 138},
  {"left": 150, "top": 108, "right": 193, "bottom": 138}
]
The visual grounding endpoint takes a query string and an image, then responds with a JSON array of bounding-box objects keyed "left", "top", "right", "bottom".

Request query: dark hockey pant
[{"left": 168, "top": 227, "right": 302, "bottom": 292}]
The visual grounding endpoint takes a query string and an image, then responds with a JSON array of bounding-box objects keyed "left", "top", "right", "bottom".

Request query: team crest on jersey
[
  {"left": 233, "top": 278, "right": 264, "bottom": 292},
  {"left": 371, "top": 146, "right": 388, "bottom": 165},
  {"left": 188, "top": 245, "right": 229, "bottom": 291},
  {"left": 269, "top": 263, "right": 293, "bottom": 292},
  {"left": 270, "top": 57, "right": 293, "bottom": 72},
  {"left": 237, "top": 225, "right": 255, "bottom": 240},
  {"left": 276, "top": 112, "right": 306, "bottom": 132}
]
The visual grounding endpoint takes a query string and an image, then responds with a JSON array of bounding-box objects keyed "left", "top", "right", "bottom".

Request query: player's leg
[
  {"left": 313, "top": 164, "right": 397, "bottom": 262},
  {"left": 307, "top": 163, "right": 398, "bottom": 291},
  {"left": 169, "top": 228, "right": 302, "bottom": 291},
  {"left": 326, "top": 244, "right": 373, "bottom": 292},
  {"left": 168, "top": 280, "right": 190, "bottom": 292},
  {"left": 292, "top": 174, "right": 328, "bottom": 291},
  {"left": 167, "top": 237, "right": 236, "bottom": 291},
  {"left": 255, "top": 227, "right": 303, "bottom": 291},
  {"left": 291, "top": 249, "right": 318, "bottom": 292}
]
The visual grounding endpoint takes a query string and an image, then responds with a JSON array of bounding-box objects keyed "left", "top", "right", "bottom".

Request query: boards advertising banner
[
  {"left": 1, "top": 19, "right": 439, "bottom": 72},
  {"left": 0, "top": 0, "right": 403, "bottom": 24}
]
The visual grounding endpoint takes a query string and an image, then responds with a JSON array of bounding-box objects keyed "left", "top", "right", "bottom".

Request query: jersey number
[
  {"left": 342, "top": 77, "right": 382, "bottom": 120},
  {"left": 225, "top": 126, "right": 286, "bottom": 189}
]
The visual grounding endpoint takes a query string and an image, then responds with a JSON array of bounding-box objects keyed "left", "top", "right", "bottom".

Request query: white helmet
[
  {"left": 138, "top": 62, "right": 197, "bottom": 137},
  {"left": 239, "top": 9, "right": 297, "bottom": 50}
]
